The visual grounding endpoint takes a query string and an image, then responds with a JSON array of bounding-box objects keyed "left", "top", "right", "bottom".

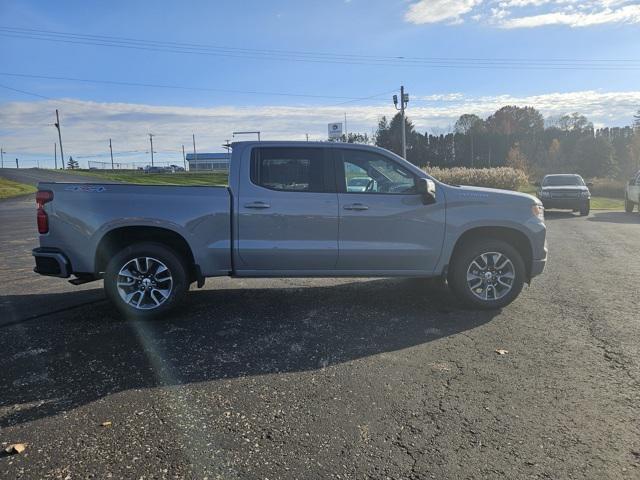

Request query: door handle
[
  {"left": 244, "top": 201, "right": 271, "bottom": 209},
  {"left": 343, "top": 203, "right": 369, "bottom": 211}
]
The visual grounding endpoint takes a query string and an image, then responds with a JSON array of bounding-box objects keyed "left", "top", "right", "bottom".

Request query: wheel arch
[
  {"left": 449, "top": 226, "right": 534, "bottom": 280},
  {"left": 95, "top": 226, "right": 197, "bottom": 281}
]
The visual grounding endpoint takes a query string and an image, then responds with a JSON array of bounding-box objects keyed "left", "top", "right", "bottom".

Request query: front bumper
[
  {"left": 32, "top": 247, "right": 71, "bottom": 278},
  {"left": 540, "top": 197, "right": 589, "bottom": 210}
]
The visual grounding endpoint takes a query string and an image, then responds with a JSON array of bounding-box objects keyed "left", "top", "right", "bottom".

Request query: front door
[
  {"left": 334, "top": 148, "right": 445, "bottom": 274},
  {"left": 237, "top": 146, "right": 339, "bottom": 272}
]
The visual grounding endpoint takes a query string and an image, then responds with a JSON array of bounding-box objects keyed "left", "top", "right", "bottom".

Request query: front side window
[
  {"left": 338, "top": 149, "right": 416, "bottom": 194},
  {"left": 251, "top": 147, "right": 325, "bottom": 192}
]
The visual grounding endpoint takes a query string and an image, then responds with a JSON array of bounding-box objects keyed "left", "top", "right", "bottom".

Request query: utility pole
[
  {"left": 15, "top": 158, "right": 19, "bottom": 169},
  {"left": 344, "top": 112, "right": 348, "bottom": 142},
  {"left": 393, "top": 86, "right": 409, "bottom": 159},
  {"left": 148, "top": 133, "right": 155, "bottom": 166},
  {"left": 182, "top": 144, "right": 186, "bottom": 171},
  {"left": 306, "top": 133, "right": 309, "bottom": 142},
  {"left": 0, "top": 148, "right": 4, "bottom": 169},
  {"left": 192, "top": 134, "right": 197, "bottom": 169},
  {"left": 109, "top": 138, "right": 114, "bottom": 170},
  {"left": 55, "top": 109, "right": 65, "bottom": 169},
  {"left": 54, "top": 143, "right": 57, "bottom": 169},
  {"left": 470, "top": 135, "right": 474, "bottom": 168}
]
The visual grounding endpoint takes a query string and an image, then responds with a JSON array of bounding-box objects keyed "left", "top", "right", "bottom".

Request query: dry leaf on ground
[
  {"left": 5, "top": 443, "right": 27, "bottom": 454},
  {"left": 495, "top": 349, "right": 509, "bottom": 355}
]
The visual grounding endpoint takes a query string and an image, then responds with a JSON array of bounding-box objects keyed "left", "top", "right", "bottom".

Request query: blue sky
[{"left": 1, "top": 0, "right": 639, "bottom": 168}]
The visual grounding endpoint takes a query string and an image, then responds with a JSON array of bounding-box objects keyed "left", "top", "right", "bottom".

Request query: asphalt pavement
[{"left": 0, "top": 187, "right": 639, "bottom": 478}]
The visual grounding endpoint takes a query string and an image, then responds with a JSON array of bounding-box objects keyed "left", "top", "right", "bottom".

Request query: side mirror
[
  {"left": 417, "top": 177, "right": 436, "bottom": 204},
  {"left": 534, "top": 181, "right": 541, "bottom": 187},
  {"left": 586, "top": 182, "right": 594, "bottom": 187},
  {"left": 630, "top": 179, "right": 636, "bottom": 186}
]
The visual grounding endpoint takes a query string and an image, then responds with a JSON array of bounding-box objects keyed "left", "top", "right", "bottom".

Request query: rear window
[{"left": 250, "top": 147, "right": 325, "bottom": 192}]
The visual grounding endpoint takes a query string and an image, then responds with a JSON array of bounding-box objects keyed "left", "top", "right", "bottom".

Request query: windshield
[{"left": 542, "top": 175, "right": 584, "bottom": 186}]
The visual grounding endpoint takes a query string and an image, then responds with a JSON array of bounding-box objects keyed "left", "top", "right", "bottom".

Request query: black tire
[
  {"left": 448, "top": 238, "right": 525, "bottom": 310},
  {"left": 625, "top": 197, "right": 635, "bottom": 213},
  {"left": 580, "top": 201, "right": 590, "bottom": 216},
  {"left": 104, "top": 242, "right": 188, "bottom": 320}
]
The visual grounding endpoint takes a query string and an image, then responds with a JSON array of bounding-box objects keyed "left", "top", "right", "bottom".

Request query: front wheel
[
  {"left": 624, "top": 197, "right": 635, "bottom": 213},
  {"left": 448, "top": 239, "right": 525, "bottom": 310},
  {"left": 104, "top": 242, "right": 188, "bottom": 319},
  {"left": 580, "top": 201, "right": 590, "bottom": 216}
]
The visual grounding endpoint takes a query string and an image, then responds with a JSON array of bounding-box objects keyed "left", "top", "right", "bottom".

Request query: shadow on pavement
[
  {"left": 587, "top": 211, "right": 640, "bottom": 224},
  {"left": 0, "top": 278, "right": 498, "bottom": 428}
]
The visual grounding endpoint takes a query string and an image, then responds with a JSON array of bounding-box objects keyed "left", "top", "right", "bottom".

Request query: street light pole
[
  {"left": 0, "top": 148, "right": 4, "bottom": 169},
  {"left": 182, "top": 144, "right": 186, "bottom": 171},
  {"left": 54, "top": 143, "right": 57, "bottom": 170},
  {"left": 192, "top": 134, "right": 197, "bottom": 169}
]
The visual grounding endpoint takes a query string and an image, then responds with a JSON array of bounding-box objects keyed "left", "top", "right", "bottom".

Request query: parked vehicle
[
  {"left": 169, "top": 164, "right": 186, "bottom": 173},
  {"left": 32, "top": 142, "right": 547, "bottom": 318},
  {"left": 536, "top": 174, "right": 591, "bottom": 216},
  {"left": 144, "top": 166, "right": 168, "bottom": 174},
  {"left": 624, "top": 170, "right": 640, "bottom": 213}
]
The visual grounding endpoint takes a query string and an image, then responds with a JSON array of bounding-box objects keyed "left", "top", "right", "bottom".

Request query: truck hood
[{"left": 444, "top": 184, "right": 540, "bottom": 206}]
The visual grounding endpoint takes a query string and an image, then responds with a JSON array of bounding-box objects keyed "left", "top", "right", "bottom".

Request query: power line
[
  {"left": 0, "top": 82, "right": 52, "bottom": 100},
  {"left": 1, "top": 26, "right": 639, "bottom": 70},
  {"left": 0, "top": 72, "right": 392, "bottom": 101},
  {"left": 3, "top": 25, "right": 640, "bottom": 64}
]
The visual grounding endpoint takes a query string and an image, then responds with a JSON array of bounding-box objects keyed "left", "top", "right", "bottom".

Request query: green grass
[
  {"left": 590, "top": 197, "right": 624, "bottom": 210},
  {"left": 0, "top": 177, "right": 37, "bottom": 199},
  {"left": 72, "top": 169, "right": 228, "bottom": 186}
]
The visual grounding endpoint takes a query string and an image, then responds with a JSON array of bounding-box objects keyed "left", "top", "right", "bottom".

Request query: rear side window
[{"left": 251, "top": 147, "right": 325, "bottom": 192}]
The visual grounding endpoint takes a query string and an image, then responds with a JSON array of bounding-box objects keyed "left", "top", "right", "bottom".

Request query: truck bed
[{"left": 37, "top": 182, "right": 232, "bottom": 277}]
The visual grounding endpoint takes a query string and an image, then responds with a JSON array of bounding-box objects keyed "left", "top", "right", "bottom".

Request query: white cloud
[
  {"left": 403, "top": 0, "right": 640, "bottom": 28},
  {"left": 405, "top": 0, "right": 482, "bottom": 24},
  {"left": 500, "top": 4, "right": 640, "bottom": 28},
  {"left": 1, "top": 90, "right": 638, "bottom": 167}
]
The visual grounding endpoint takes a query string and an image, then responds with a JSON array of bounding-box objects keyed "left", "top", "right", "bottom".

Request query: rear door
[
  {"left": 236, "top": 146, "right": 338, "bottom": 272},
  {"left": 334, "top": 148, "right": 445, "bottom": 273}
]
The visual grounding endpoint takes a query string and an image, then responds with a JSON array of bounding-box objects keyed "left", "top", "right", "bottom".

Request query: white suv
[{"left": 625, "top": 171, "right": 640, "bottom": 213}]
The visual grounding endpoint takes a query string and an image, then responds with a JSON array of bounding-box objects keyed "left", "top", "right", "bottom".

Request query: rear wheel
[
  {"left": 625, "top": 197, "right": 635, "bottom": 213},
  {"left": 104, "top": 242, "right": 188, "bottom": 319},
  {"left": 448, "top": 239, "right": 525, "bottom": 310}
]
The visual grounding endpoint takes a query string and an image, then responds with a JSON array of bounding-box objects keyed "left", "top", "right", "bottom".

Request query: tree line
[{"left": 343, "top": 106, "right": 640, "bottom": 179}]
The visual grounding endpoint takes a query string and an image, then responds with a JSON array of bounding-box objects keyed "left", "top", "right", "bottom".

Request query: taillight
[{"left": 36, "top": 190, "right": 53, "bottom": 234}]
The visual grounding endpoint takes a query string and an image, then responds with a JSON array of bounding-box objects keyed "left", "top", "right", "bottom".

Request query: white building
[{"left": 186, "top": 152, "right": 230, "bottom": 171}]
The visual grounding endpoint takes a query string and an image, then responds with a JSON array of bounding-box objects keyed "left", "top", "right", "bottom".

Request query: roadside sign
[{"left": 328, "top": 122, "right": 343, "bottom": 139}]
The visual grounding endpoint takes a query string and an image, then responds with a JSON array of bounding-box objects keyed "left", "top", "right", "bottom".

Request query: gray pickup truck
[{"left": 33, "top": 142, "right": 547, "bottom": 318}]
